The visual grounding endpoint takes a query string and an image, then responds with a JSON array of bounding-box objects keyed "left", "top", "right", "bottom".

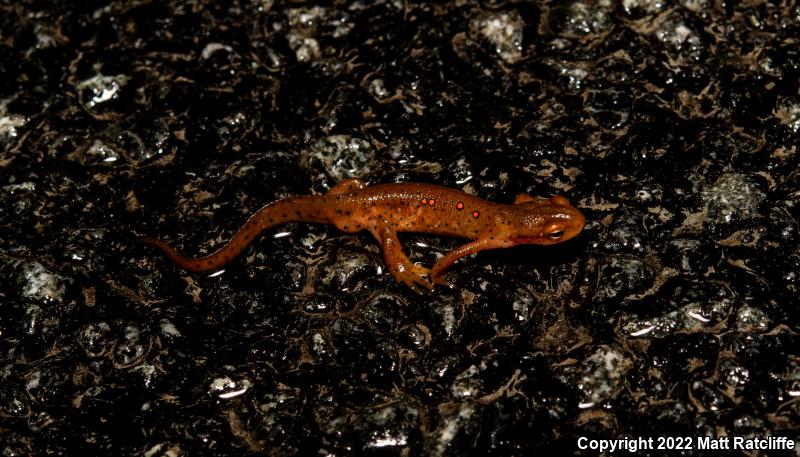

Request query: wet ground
[{"left": 1, "top": 0, "right": 799, "bottom": 455}]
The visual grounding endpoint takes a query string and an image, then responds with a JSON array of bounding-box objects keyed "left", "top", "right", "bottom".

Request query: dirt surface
[{"left": 1, "top": 1, "right": 799, "bottom": 455}]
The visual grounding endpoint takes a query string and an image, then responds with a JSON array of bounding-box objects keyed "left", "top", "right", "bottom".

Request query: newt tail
[{"left": 142, "top": 196, "right": 326, "bottom": 272}]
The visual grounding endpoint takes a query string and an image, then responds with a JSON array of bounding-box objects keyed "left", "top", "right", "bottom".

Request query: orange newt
[{"left": 143, "top": 179, "right": 585, "bottom": 292}]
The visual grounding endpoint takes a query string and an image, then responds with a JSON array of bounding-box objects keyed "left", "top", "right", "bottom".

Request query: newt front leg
[
  {"left": 429, "top": 238, "right": 514, "bottom": 286},
  {"left": 368, "top": 218, "right": 433, "bottom": 293}
]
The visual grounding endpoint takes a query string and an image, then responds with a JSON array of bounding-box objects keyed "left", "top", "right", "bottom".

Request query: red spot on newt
[{"left": 143, "top": 179, "right": 585, "bottom": 293}]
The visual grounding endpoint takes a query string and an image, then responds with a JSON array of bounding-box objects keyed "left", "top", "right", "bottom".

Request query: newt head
[{"left": 505, "top": 195, "right": 585, "bottom": 245}]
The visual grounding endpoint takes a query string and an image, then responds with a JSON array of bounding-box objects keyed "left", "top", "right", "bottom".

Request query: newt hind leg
[
  {"left": 368, "top": 219, "right": 434, "bottom": 293},
  {"left": 327, "top": 178, "right": 366, "bottom": 195},
  {"left": 514, "top": 193, "right": 536, "bottom": 204}
]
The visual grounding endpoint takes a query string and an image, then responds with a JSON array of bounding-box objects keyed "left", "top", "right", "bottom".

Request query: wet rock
[{"left": 2, "top": 0, "right": 799, "bottom": 454}]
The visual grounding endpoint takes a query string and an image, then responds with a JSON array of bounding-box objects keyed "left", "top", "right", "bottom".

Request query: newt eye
[{"left": 546, "top": 229, "right": 564, "bottom": 240}]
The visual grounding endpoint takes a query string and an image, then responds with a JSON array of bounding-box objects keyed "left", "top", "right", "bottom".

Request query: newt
[{"left": 142, "top": 179, "right": 585, "bottom": 292}]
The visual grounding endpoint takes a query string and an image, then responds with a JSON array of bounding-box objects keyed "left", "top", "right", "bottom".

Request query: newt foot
[
  {"left": 429, "top": 272, "right": 454, "bottom": 289},
  {"left": 396, "top": 264, "right": 434, "bottom": 293}
]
